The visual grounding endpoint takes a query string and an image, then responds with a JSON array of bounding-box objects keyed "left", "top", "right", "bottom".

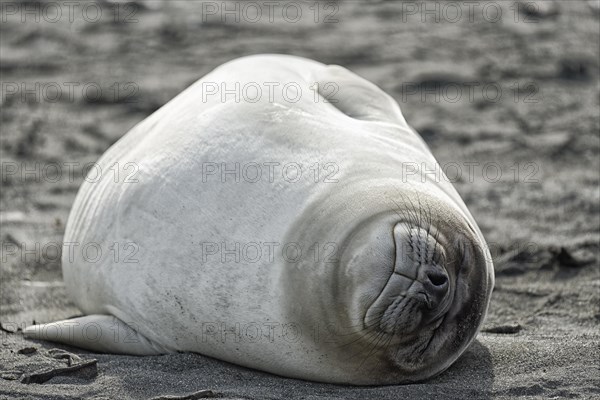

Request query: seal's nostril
[
  {"left": 427, "top": 270, "right": 448, "bottom": 287},
  {"left": 421, "top": 269, "right": 450, "bottom": 312}
]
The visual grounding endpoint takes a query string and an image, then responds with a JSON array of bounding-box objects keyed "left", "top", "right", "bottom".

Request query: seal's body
[{"left": 25, "top": 55, "right": 494, "bottom": 385}]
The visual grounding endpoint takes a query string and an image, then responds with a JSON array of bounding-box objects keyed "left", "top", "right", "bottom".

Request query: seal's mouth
[
  {"left": 364, "top": 270, "right": 453, "bottom": 336},
  {"left": 363, "top": 223, "right": 455, "bottom": 336}
]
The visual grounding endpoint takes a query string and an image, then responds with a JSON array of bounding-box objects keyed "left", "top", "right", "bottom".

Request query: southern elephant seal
[{"left": 24, "top": 54, "right": 494, "bottom": 385}]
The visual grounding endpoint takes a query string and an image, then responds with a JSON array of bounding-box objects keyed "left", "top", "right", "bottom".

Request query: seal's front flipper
[
  {"left": 23, "top": 315, "right": 171, "bottom": 355},
  {"left": 315, "top": 64, "right": 408, "bottom": 126}
]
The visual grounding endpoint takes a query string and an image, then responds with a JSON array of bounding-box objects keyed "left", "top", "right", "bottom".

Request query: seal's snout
[
  {"left": 419, "top": 264, "right": 449, "bottom": 310},
  {"left": 361, "top": 221, "right": 454, "bottom": 335},
  {"left": 392, "top": 223, "right": 452, "bottom": 317}
]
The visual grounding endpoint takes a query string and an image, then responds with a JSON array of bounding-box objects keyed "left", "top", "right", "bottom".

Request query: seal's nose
[{"left": 420, "top": 264, "right": 449, "bottom": 309}]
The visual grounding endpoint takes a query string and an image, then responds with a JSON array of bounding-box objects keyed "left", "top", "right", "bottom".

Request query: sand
[{"left": 1, "top": 0, "right": 599, "bottom": 399}]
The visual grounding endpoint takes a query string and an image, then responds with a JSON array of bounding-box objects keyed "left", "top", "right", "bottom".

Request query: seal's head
[
  {"left": 281, "top": 188, "right": 494, "bottom": 384},
  {"left": 335, "top": 199, "right": 493, "bottom": 383}
]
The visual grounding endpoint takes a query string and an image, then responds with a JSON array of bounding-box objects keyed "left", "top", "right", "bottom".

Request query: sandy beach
[{"left": 1, "top": 1, "right": 599, "bottom": 399}]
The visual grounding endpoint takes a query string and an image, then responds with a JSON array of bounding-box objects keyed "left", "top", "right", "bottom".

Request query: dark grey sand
[{"left": 1, "top": 1, "right": 599, "bottom": 399}]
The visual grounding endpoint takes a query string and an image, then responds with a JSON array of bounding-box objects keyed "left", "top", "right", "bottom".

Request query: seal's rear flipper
[{"left": 23, "top": 315, "right": 171, "bottom": 355}]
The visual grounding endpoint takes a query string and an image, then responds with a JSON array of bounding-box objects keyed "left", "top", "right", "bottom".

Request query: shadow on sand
[{"left": 107, "top": 339, "right": 495, "bottom": 399}]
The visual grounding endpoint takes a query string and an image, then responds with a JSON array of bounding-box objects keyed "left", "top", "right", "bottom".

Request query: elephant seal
[{"left": 24, "top": 54, "right": 494, "bottom": 385}]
